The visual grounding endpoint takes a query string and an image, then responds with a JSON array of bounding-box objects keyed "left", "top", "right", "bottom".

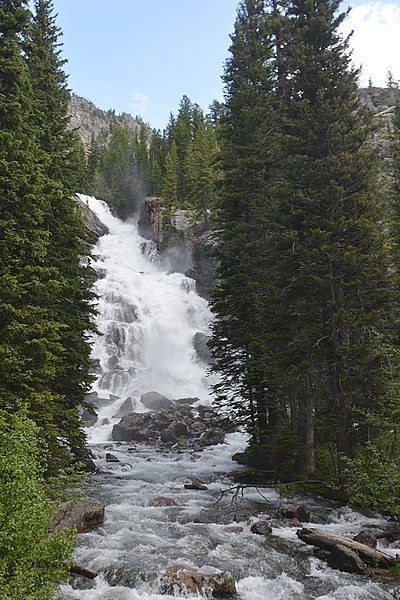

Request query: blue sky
[{"left": 50, "top": 0, "right": 400, "bottom": 131}]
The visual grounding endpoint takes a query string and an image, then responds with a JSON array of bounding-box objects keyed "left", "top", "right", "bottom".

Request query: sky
[{"left": 47, "top": 0, "right": 400, "bottom": 131}]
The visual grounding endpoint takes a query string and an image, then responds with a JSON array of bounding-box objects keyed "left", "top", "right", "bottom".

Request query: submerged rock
[{"left": 148, "top": 496, "right": 178, "bottom": 507}]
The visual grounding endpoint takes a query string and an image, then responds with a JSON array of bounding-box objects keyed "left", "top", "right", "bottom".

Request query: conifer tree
[
  {"left": 0, "top": 0, "right": 64, "bottom": 444},
  {"left": 25, "top": 0, "right": 97, "bottom": 457}
]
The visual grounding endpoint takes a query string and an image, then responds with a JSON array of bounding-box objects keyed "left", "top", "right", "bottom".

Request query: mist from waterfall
[{"left": 82, "top": 195, "right": 213, "bottom": 442}]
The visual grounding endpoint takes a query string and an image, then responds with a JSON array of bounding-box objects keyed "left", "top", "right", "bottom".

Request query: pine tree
[
  {"left": 210, "top": 0, "right": 289, "bottom": 470},
  {"left": 24, "top": 0, "right": 97, "bottom": 457},
  {"left": 0, "top": 0, "right": 65, "bottom": 445},
  {"left": 163, "top": 140, "right": 179, "bottom": 206},
  {"left": 274, "top": 0, "right": 397, "bottom": 478}
]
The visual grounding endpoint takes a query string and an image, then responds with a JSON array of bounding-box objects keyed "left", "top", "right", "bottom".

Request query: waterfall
[
  {"left": 60, "top": 196, "right": 399, "bottom": 600},
  {"left": 82, "top": 195, "right": 213, "bottom": 442}
]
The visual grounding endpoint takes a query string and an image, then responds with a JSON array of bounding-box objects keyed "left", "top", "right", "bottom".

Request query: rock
[
  {"left": 112, "top": 397, "right": 136, "bottom": 418},
  {"left": 199, "top": 428, "right": 225, "bottom": 446},
  {"left": 288, "top": 518, "right": 303, "bottom": 528},
  {"left": 193, "top": 332, "right": 213, "bottom": 364},
  {"left": 138, "top": 197, "right": 165, "bottom": 244},
  {"left": 76, "top": 451, "right": 97, "bottom": 473},
  {"left": 171, "top": 422, "right": 189, "bottom": 437},
  {"left": 281, "top": 503, "right": 310, "bottom": 522},
  {"left": 250, "top": 520, "right": 273, "bottom": 535},
  {"left": 175, "top": 397, "right": 200, "bottom": 405},
  {"left": 326, "top": 544, "right": 367, "bottom": 575},
  {"left": 106, "top": 355, "right": 120, "bottom": 370},
  {"left": 52, "top": 498, "right": 105, "bottom": 533},
  {"left": 140, "top": 391, "right": 174, "bottom": 411},
  {"left": 74, "top": 195, "right": 109, "bottom": 244},
  {"left": 185, "top": 482, "right": 208, "bottom": 490},
  {"left": 160, "top": 428, "right": 177, "bottom": 444},
  {"left": 353, "top": 530, "right": 377, "bottom": 548},
  {"left": 105, "top": 453, "right": 120, "bottom": 463},
  {"left": 81, "top": 408, "right": 97, "bottom": 427},
  {"left": 226, "top": 526, "right": 244, "bottom": 534},
  {"left": 185, "top": 230, "right": 218, "bottom": 300},
  {"left": 159, "top": 565, "right": 236, "bottom": 598},
  {"left": 148, "top": 496, "right": 178, "bottom": 507},
  {"left": 88, "top": 359, "right": 102, "bottom": 374}
]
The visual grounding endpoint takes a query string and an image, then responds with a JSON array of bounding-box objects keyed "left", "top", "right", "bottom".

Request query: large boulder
[
  {"left": 159, "top": 565, "right": 236, "bottom": 598},
  {"left": 140, "top": 391, "right": 174, "bottom": 411},
  {"left": 281, "top": 503, "right": 310, "bottom": 522},
  {"left": 74, "top": 195, "right": 109, "bottom": 244},
  {"left": 326, "top": 544, "right": 367, "bottom": 575},
  {"left": 52, "top": 498, "right": 105, "bottom": 533}
]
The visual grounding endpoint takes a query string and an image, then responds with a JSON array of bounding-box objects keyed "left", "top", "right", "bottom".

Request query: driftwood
[
  {"left": 375, "top": 529, "right": 400, "bottom": 543},
  {"left": 70, "top": 564, "right": 98, "bottom": 579},
  {"left": 297, "top": 527, "right": 397, "bottom": 569}
]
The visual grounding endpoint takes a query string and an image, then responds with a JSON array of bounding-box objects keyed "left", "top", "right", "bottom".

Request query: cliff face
[{"left": 68, "top": 94, "right": 143, "bottom": 151}]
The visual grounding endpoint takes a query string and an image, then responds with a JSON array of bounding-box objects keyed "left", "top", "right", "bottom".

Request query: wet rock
[
  {"left": 353, "top": 530, "right": 377, "bottom": 548},
  {"left": 75, "top": 450, "right": 97, "bottom": 473},
  {"left": 193, "top": 332, "right": 213, "bottom": 364},
  {"left": 81, "top": 408, "right": 98, "bottom": 427},
  {"left": 326, "top": 544, "right": 367, "bottom": 575},
  {"left": 199, "top": 428, "right": 225, "bottom": 446},
  {"left": 52, "top": 498, "right": 105, "bottom": 533},
  {"left": 140, "top": 391, "right": 174, "bottom": 410},
  {"left": 89, "top": 358, "right": 102, "bottom": 374},
  {"left": 106, "top": 355, "right": 120, "bottom": 370},
  {"left": 185, "top": 480, "right": 208, "bottom": 490},
  {"left": 250, "top": 520, "right": 273, "bottom": 535},
  {"left": 175, "top": 397, "right": 200, "bottom": 405},
  {"left": 105, "top": 453, "right": 120, "bottom": 463},
  {"left": 159, "top": 565, "right": 236, "bottom": 598},
  {"left": 112, "top": 397, "right": 136, "bottom": 418},
  {"left": 288, "top": 518, "right": 303, "bottom": 528},
  {"left": 148, "top": 496, "right": 178, "bottom": 507},
  {"left": 281, "top": 503, "right": 310, "bottom": 522},
  {"left": 226, "top": 526, "right": 244, "bottom": 534},
  {"left": 160, "top": 429, "right": 177, "bottom": 444}
]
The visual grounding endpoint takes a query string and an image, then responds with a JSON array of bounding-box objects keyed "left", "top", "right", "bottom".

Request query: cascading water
[{"left": 60, "top": 196, "right": 400, "bottom": 600}]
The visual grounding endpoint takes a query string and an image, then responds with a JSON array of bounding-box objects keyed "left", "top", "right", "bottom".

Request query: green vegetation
[
  {"left": 0, "top": 0, "right": 96, "bottom": 592},
  {"left": 86, "top": 94, "right": 220, "bottom": 222},
  {"left": 210, "top": 0, "right": 400, "bottom": 516}
]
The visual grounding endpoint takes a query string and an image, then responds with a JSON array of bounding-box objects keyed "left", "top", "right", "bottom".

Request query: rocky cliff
[{"left": 68, "top": 94, "right": 143, "bottom": 151}]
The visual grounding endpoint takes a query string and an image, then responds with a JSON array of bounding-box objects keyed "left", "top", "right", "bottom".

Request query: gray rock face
[
  {"left": 140, "top": 391, "right": 174, "bottom": 410},
  {"left": 353, "top": 530, "right": 377, "bottom": 548},
  {"left": 68, "top": 94, "right": 142, "bottom": 152},
  {"left": 74, "top": 195, "right": 109, "bottom": 244},
  {"left": 52, "top": 498, "right": 105, "bottom": 533}
]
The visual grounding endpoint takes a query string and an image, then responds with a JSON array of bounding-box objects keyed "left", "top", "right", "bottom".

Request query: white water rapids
[{"left": 60, "top": 196, "right": 400, "bottom": 599}]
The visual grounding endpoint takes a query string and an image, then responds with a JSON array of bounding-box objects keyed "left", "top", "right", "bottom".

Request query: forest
[{"left": 2, "top": 0, "right": 400, "bottom": 597}]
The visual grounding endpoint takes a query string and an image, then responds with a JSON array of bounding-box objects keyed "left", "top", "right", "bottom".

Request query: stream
[{"left": 60, "top": 196, "right": 400, "bottom": 600}]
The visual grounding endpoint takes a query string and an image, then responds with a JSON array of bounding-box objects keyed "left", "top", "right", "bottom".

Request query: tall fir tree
[{"left": 25, "top": 0, "right": 97, "bottom": 457}]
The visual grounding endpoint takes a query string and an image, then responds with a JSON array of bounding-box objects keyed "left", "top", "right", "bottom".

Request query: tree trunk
[{"left": 297, "top": 528, "right": 396, "bottom": 569}]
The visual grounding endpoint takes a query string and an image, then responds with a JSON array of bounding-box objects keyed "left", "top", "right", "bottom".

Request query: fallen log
[
  {"left": 70, "top": 564, "right": 98, "bottom": 579},
  {"left": 297, "top": 527, "right": 397, "bottom": 569}
]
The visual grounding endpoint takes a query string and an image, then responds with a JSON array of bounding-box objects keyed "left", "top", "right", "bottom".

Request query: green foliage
[
  {"left": 210, "top": 0, "right": 400, "bottom": 501},
  {"left": 344, "top": 430, "right": 400, "bottom": 517},
  {"left": 0, "top": 411, "right": 75, "bottom": 599}
]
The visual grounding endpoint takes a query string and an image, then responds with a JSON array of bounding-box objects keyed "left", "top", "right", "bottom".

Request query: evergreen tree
[
  {"left": 163, "top": 140, "right": 179, "bottom": 206},
  {"left": 25, "top": 0, "right": 97, "bottom": 457},
  {"left": 210, "top": 0, "right": 287, "bottom": 469},
  {"left": 0, "top": 0, "right": 64, "bottom": 445}
]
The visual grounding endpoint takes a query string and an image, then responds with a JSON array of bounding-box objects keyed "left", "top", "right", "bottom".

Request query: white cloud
[
  {"left": 130, "top": 92, "right": 149, "bottom": 118},
  {"left": 340, "top": 2, "right": 400, "bottom": 86}
]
